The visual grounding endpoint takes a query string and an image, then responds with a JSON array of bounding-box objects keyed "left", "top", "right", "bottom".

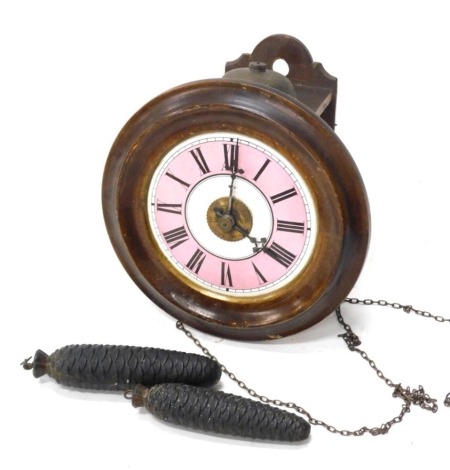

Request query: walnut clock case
[{"left": 102, "top": 35, "right": 370, "bottom": 341}]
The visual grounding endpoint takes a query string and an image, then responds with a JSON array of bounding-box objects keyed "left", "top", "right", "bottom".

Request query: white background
[{"left": 2, "top": 1, "right": 449, "bottom": 468}]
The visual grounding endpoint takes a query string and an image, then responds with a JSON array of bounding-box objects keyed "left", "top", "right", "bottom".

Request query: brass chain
[{"left": 176, "top": 297, "right": 449, "bottom": 436}]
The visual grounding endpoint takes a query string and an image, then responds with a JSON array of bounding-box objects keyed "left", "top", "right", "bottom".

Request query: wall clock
[{"left": 102, "top": 35, "right": 370, "bottom": 341}]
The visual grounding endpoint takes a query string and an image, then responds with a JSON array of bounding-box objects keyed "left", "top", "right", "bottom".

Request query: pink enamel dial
[{"left": 148, "top": 133, "right": 316, "bottom": 296}]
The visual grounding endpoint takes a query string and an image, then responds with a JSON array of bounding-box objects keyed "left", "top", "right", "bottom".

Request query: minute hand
[
  {"left": 225, "top": 141, "right": 243, "bottom": 215},
  {"left": 224, "top": 139, "right": 243, "bottom": 174},
  {"left": 227, "top": 174, "right": 237, "bottom": 214}
]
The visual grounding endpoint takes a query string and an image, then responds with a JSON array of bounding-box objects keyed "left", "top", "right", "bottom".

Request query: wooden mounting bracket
[{"left": 225, "top": 35, "right": 337, "bottom": 129}]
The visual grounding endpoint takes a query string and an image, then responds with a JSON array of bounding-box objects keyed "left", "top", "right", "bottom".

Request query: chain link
[
  {"left": 345, "top": 297, "right": 450, "bottom": 324},
  {"left": 336, "top": 306, "right": 438, "bottom": 414},
  {"left": 176, "top": 297, "right": 449, "bottom": 436},
  {"left": 343, "top": 298, "right": 449, "bottom": 407}
]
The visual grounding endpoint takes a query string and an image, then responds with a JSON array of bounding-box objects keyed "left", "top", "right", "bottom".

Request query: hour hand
[{"left": 233, "top": 222, "right": 267, "bottom": 252}]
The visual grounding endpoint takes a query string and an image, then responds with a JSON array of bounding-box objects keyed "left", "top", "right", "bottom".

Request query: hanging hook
[
  {"left": 123, "top": 390, "right": 134, "bottom": 400},
  {"left": 444, "top": 393, "right": 450, "bottom": 407},
  {"left": 21, "top": 357, "right": 33, "bottom": 371}
]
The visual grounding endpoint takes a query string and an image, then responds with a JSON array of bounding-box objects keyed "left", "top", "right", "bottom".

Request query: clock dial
[{"left": 148, "top": 133, "right": 316, "bottom": 296}]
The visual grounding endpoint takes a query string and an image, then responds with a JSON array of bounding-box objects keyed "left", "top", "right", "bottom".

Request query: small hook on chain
[
  {"left": 123, "top": 390, "right": 134, "bottom": 400},
  {"left": 444, "top": 393, "right": 450, "bottom": 407},
  {"left": 338, "top": 331, "right": 361, "bottom": 350},
  {"left": 393, "top": 384, "right": 438, "bottom": 413},
  {"left": 21, "top": 357, "right": 33, "bottom": 371}
]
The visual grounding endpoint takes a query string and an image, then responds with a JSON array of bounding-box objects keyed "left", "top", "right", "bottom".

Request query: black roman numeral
[
  {"left": 166, "top": 171, "right": 190, "bottom": 189},
  {"left": 277, "top": 220, "right": 305, "bottom": 234},
  {"left": 223, "top": 142, "right": 239, "bottom": 173},
  {"left": 156, "top": 202, "right": 182, "bottom": 215},
  {"left": 252, "top": 262, "right": 267, "bottom": 284},
  {"left": 253, "top": 158, "right": 270, "bottom": 181},
  {"left": 162, "top": 226, "right": 189, "bottom": 249},
  {"left": 220, "top": 262, "right": 233, "bottom": 287},
  {"left": 264, "top": 242, "right": 296, "bottom": 268},
  {"left": 190, "top": 147, "right": 210, "bottom": 175},
  {"left": 270, "top": 187, "right": 297, "bottom": 204},
  {"left": 186, "top": 248, "right": 206, "bottom": 274}
]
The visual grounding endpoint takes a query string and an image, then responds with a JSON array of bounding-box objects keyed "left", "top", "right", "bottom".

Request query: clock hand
[
  {"left": 224, "top": 139, "right": 244, "bottom": 174},
  {"left": 226, "top": 173, "right": 237, "bottom": 215},
  {"left": 213, "top": 207, "right": 266, "bottom": 252},
  {"left": 224, "top": 139, "right": 244, "bottom": 215},
  {"left": 233, "top": 222, "right": 267, "bottom": 252}
]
